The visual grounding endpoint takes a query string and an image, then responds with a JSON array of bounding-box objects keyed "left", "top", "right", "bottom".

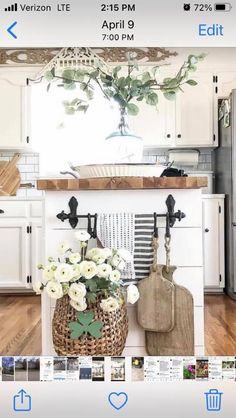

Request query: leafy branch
[{"left": 45, "top": 53, "right": 206, "bottom": 116}]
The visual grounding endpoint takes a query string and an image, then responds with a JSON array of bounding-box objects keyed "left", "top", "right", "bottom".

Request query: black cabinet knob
[
  {"left": 167, "top": 134, "right": 171, "bottom": 138},
  {"left": 205, "top": 228, "right": 209, "bottom": 233},
  {"left": 0, "top": 209, "right": 4, "bottom": 214},
  {"left": 177, "top": 134, "right": 182, "bottom": 138}
]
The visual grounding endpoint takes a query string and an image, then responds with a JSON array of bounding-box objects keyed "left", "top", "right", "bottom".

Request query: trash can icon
[{"left": 205, "top": 389, "right": 223, "bottom": 411}]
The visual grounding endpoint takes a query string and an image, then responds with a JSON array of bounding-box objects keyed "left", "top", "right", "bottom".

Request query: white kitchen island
[{"left": 37, "top": 177, "right": 207, "bottom": 356}]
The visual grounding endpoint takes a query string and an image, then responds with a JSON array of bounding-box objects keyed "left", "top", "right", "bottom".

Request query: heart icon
[{"left": 108, "top": 392, "right": 128, "bottom": 410}]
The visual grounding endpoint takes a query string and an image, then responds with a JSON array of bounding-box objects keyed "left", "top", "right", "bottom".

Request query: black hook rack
[
  {"left": 56, "top": 196, "right": 97, "bottom": 237},
  {"left": 153, "top": 194, "right": 186, "bottom": 237},
  {"left": 56, "top": 194, "right": 185, "bottom": 240}
]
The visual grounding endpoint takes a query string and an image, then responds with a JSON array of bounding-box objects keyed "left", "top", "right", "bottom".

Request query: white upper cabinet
[
  {"left": 129, "top": 70, "right": 217, "bottom": 148},
  {"left": 176, "top": 73, "right": 217, "bottom": 147},
  {"left": 129, "top": 79, "right": 175, "bottom": 147},
  {"left": 0, "top": 67, "right": 38, "bottom": 150}
]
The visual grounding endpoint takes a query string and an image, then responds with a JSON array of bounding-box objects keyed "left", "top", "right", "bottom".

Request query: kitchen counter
[{"left": 37, "top": 176, "right": 208, "bottom": 191}]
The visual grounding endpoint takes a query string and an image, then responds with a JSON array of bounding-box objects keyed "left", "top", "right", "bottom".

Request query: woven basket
[{"left": 52, "top": 295, "right": 129, "bottom": 356}]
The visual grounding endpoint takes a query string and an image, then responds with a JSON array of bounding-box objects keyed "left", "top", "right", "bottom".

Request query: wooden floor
[
  {"left": 0, "top": 295, "right": 41, "bottom": 355},
  {"left": 0, "top": 294, "right": 235, "bottom": 355},
  {"left": 205, "top": 294, "right": 236, "bottom": 355}
]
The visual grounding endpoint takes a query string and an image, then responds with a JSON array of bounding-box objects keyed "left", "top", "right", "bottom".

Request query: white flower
[
  {"left": 70, "top": 298, "right": 87, "bottom": 311},
  {"left": 57, "top": 241, "right": 70, "bottom": 255},
  {"left": 97, "top": 263, "right": 112, "bottom": 278},
  {"left": 92, "top": 254, "right": 106, "bottom": 265},
  {"left": 127, "top": 284, "right": 140, "bottom": 304},
  {"left": 100, "top": 248, "right": 112, "bottom": 259},
  {"left": 117, "top": 249, "right": 132, "bottom": 262},
  {"left": 45, "top": 281, "right": 63, "bottom": 299},
  {"left": 80, "top": 261, "right": 97, "bottom": 279},
  {"left": 43, "top": 265, "right": 55, "bottom": 281},
  {"left": 110, "top": 255, "right": 126, "bottom": 271},
  {"left": 54, "top": 264, "right": 74, "bottom": 283},
  {"left": 68, "top": 283, "right": 86, "bottom": 301},
  {"left": 69, "top": 252, "right": 81, "bottom": 264},
  {"left": 109, "top": 270, "right": 121, "bottom": 283},
  {"left": 71, "top": 263, "right": 81, "bottom": 278},
  {"left": 100, "top": 297, "right": 120, "bottom": 313},
  {"left": 86, "top": 248, "right": 100, "bottom": 260},
  {"left": 33, "top": 281, "right": 44, "bottom": 294},
  {"left": 75, "top": 230, "right": 91, "bottom": 242}
]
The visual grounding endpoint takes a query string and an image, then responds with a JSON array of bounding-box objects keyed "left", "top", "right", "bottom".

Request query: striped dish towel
[
  {"left": 97, "top": 213, "right": 136, "bottom": 283},
  {"left": 134, "top": 214, "right": 155, "bottom": 281}
]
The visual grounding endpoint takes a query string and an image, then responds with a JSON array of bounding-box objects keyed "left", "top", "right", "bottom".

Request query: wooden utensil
[
  {"left": 137, "top": 264, "right": 175, "bottom": 332},
  {"left": 146, "top": 265, "right": 194, "bottom": 356},
  {"left": 0, "top": 153, "right": 21, "bottom": 196}
]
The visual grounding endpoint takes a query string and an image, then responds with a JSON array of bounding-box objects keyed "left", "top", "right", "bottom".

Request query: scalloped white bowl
[{"left": 73, "top": 164, "right": 166, "bottom": 178}]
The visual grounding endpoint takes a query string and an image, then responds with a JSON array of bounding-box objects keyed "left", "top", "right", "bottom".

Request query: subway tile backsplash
[{"left": 0, "top": 152, "right": 42, "bottom": 198}]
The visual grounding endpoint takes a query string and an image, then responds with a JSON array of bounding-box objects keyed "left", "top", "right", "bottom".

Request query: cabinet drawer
[{"left": 0, "top": 201, "right": 28, "bottom": 217}]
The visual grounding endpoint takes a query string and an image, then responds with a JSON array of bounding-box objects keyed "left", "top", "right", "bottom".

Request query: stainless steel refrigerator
[{"left": 215, "top": 89, "right": 236, "bottom": 299}]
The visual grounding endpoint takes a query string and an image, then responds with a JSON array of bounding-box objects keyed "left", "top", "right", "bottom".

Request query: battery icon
[{"left": 214, "top": 3, "right": 232, "bottom": 11}]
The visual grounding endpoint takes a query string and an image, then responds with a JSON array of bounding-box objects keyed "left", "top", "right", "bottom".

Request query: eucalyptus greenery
[{"left": 45, "top": 53, "right": 206, "bottom": 116}]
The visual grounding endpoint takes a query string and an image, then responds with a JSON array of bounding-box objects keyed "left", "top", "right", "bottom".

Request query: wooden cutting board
[
  {"left": 137, "top": 264, "right": 175, "bottom": 332},
  {"left": 146, "top": 266, "right": 194, "bottom": 356},
  {"left": 0, "top": 154, "right": 21, "bottom": 196}
]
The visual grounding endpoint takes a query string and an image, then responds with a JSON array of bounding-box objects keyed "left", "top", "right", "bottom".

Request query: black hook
[
  {"left": 56, "top": 197, "right": 97, "bottom": 231},
  {"left": 87, "top": 213, "right": 93, "bottom": 236},
  {"left": 92, "top": 214, "right": 98, "bottom": 239},
  {"left": 166, "top": 194, "right": 186, "bottom": 227}
]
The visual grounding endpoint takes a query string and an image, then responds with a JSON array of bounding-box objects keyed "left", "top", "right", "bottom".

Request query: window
[{"left": 31, "top": 80, "right": 120, "bottom": 175}]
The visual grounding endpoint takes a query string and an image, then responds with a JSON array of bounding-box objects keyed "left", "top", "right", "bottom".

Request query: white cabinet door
[
  {"left": 0, "top": 68, "right": 32, "bottom": 149},
  {"left": 128, "top": 68, "right": 175, "bottom": 147},
  {"left": 218, "top": 72, "right": 236, "bottom": 97},
  {"left": 202, "top": 197, "right": 225, "bottom": 289},
  {"left": 129, "top": 92, "right": 175, "bottom": 148},
  {"left": 176, "top": 73, "right": 216, "bottom": 147},
  {"left": 0, "top": 220, "right": 29, "bottom": 287},
  {"left": 31, "top": 222, "right": 43, "bottom": 288}
]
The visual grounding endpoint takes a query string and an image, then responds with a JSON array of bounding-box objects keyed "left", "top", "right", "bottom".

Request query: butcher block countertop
[{"left": 37, "top": 176, "right": 208, "bottom": 191}]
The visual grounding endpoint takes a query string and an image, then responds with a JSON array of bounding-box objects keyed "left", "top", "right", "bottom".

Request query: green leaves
[
  {"left": 146, "top": 92, "right": 158, "bottom": 106},
  {"left": 142, "top": 71, "right": 151, "bottom": 83},
  {"left": 68, "top": 311, "right": 103, "bottom": 339},
  {"left": 163, "top": 91, "right": 176, "bottom": 101},
  {"left": 63, "top": 98, "right": 89, "bottom": 115},
  {"left": 44, "top": 52, "right": 205, "bottom": 116},
  {"left": 45, "top": 70, "right": 54, "bottom": 82},
  {"left": 112, "top": 66, "right": 122, "bottom": 77},
  {"left": 127, "top": 103, "right": 139, "bottom": 115},
  {"left": 186, "top": 79, "right": 198, "bottom": 86}
]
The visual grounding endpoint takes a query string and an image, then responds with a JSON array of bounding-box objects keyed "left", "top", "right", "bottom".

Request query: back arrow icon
[{"left": 7, "top": 21, "right": 17, "bottom": 39}]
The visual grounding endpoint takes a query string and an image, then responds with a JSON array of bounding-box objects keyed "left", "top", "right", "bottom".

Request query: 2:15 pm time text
[{"left": 101, "top": 3, "right": 136, "bottom": 12}]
